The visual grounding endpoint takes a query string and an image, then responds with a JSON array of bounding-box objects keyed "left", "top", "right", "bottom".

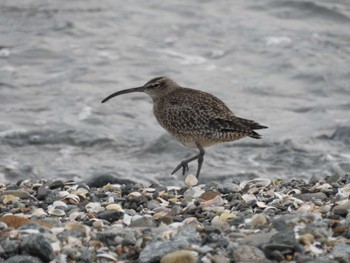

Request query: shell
[
  {"left": 48, "top": 208, "right": 66, "bottom": 217},
  {"left": 2, "top": 195, "right": 20, "bottom": 205},
  {"left": 63, "top": 194, "right": 80, "bottom": 204},
  {"left": 105, "top": 204, "right": 124, "bottom": 212},
  {"left": 185, "top": 174, "right": 198, "bottom": 187}
]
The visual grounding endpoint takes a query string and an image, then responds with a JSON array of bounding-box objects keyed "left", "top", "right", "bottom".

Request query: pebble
[
  {"left": 0, "top": 176, "right": 350, "bottom": 262},
  {"left": 20, "top": 234, "right": 55, "bottom": 262},
  {"left": 160, "top": 250, "right": 197, "bottom": 263},
  {"left": 3, "top": 255, "right": 43, "bottom": 263},
  {"left": 232, "top": 245, "right": 266, "bottom": 263}
]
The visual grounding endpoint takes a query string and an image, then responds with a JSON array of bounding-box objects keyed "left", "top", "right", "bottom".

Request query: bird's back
[{"left": 153, "top": 87, "right": 266, "bottom": 148}]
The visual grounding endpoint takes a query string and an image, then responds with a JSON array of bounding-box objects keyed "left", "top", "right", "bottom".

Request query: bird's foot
[{"left": 171, "top": 161, "right": 189, "bottom": 176}]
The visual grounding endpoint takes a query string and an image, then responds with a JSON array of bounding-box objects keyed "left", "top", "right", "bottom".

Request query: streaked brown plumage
[{"left": 102, "top": 76, "right": 267, "bottom": 178}]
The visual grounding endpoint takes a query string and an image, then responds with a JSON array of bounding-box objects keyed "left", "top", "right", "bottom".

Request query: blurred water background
[{"left": 1, "top": 0, "right": 350, "bottom": 186}]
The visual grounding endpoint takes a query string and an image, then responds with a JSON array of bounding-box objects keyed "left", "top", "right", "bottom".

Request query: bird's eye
[{"left": 152, "top": 83, "right": 160, "bottom": 88}]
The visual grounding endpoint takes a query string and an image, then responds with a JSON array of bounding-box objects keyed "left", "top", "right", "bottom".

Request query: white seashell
[
  {"left": 107, "top": 197, "right": 114, "bottom": 204},
  {"left": 240, "top": 178, "right": 271, "bottom": 189},
  {"left": 19, "top": 229, "right": 40, "bottom": 235},
  {"left": 69, "top": 211, "right": 84, "bottom": 221},
  {"left": 58, "top": 191, "right": 69, "bottom": 198},
  {"left": 219, "top": 212, "right": 236, "bottom": 222},
  {"left": 51, "top": 241, "right": 61, "bottom": 253},
  {"left": 2, "top": 195, "right": 20, "bottom": 205},
  {"left": 123, "top": 213, "right": 132, "bottom": 226},
  {"left": 85, "top": 202, "right": 103, "bottom": 213},
  {"left": 63, "top": 194, "right": 80, "bottom": 204},
  {"left": 128, "top": 192, "right": 142, "bottom": 198},
  {"left": 31, "top": 208, "right": 47, "bottom": 217},
  {"left": 256, "top": 201, "right": 268, "bottom": 208},
  {"left": 185, "top": 174, "right": 198, "bottom": 187},
  {"left": 166, "top": 186, "right": 181, "bottom": 191},
  {"left": 53, "top": 200, "right": 68, "bottom": 209},
  {"left": 106, "top": 204, "right": 124, "bottom": 212},
  {"left": 92, "top": 220, "right": 104, "bottom": 229},
  {"left": 192, "top": 186, "right": 205, "bottom": 198},
  {"left": 97, "top": 253, "right": 118, "bottom": 261},
  {"left": 337, "top": 184, "right": 350, "bottom": 199},
  {"left": 48, "top": 208, "right": 66, "bottom": 217}
]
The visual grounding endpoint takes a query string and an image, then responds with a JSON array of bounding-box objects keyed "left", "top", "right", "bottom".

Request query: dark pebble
[
  {"left": 49, "top": 180, "right": 64, "bottom": 189},
  {"left": 270, "top": 229, "right": 296, "bottom": 246},
  {"left": 294, "top": 192, "right": 327, "bottom": 201},
  {"left": 20, "top": 234, "right": 55, "bottom": 262},
  {"left": 96, "top": 210, "right": 124, "bottom": 223},
  {"left": 0, "top": 239, "right": 19, "bottom": 258},
  {"left": 3, "top": 255, "right": 43, "bottom": 263},
  {"left": 333, "top": 207, "right": 349, "bottom": 217},
  {"left": 84, "top": 174, "right": 136, "bottom": 188}
]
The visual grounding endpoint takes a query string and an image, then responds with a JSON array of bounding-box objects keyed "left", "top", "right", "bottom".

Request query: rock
[
  {"left": 272, "top": 218, "right": 288, "bottom": 231},
  {"left": 48, "top": 180, "right": 64, "bottom": 189},
  {"left": 20, "top": 234, "right": 55, "bottom": 262},
  {"left": 96, "top": 210, "right": 124, "bottom": 223},
  {"left": 129, "top": 216, "right": 156, "bottom": 227},
  {"left": 332, "top": 243, "right": 350, "bottom": 263},
  {"left": 270, "top": 229, "right": 296, "bottom": 246},
  {"left": 241, "top": 230, "right": 278, "bottom": 247},
  {"left": 250, "top": 214, "right": 268, "bottom": 228},
  {"left": 84, "top": 174, "right": 136, "bottom": 188},
  {"left": 325, "top": 174, "right": 341, "bottom": 184},
  {"left": 0, "top": 239, "right": 19, "bottom": 258},
  {"left": 218, "top": 183, "right": 241, "bottom": 194},
  {"left": 95, "top": 227, "right": 139, "bottom": 246},
  {"left": 160, "top": 250, "right": 197, "bottom": 263},
  {"left": 3, "top": 255, "right": 43, "bottom": 263},
  {"left": 232, "top": 245, "right": 266, "bottom": 263},
  {"left": 139, "top": 239, "right": 189, "bottom": 263},
  {"left": 294, "top": 192, "right": 327, "bottom": 201}
]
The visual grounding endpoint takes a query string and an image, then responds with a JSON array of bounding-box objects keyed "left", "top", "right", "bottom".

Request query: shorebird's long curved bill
[{"left": 101, "top": 86, "right": 145, "bottom": 103}]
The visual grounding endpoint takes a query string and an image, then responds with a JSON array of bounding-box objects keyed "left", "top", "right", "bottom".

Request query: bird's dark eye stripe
[{"left": 149, "top": 83, "right": 160, "bottom": 88}]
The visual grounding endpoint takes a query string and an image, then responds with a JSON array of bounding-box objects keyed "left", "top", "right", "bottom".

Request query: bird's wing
[{"left": 208, "top": 117, "right": 267, "bottom": 139}]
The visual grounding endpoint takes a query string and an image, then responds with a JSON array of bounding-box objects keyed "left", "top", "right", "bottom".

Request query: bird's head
[{"left": 101, "top": 76, "right": 179, "bottom": 103}]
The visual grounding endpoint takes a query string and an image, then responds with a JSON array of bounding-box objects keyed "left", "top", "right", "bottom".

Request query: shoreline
[{"left": 1, "top": 174, "right": 350, "bottom": 262}]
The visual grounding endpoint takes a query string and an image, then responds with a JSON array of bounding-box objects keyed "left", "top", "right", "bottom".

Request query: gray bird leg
[{"left": 171, "top": 142, "right": 205, "bottom": 178}]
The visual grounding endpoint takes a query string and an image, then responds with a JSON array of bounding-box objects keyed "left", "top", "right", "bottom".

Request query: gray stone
[
  {"left": 96, "top": 210, "right": 124, "bottom": 223},
  {"left": 332, "top": 243, "right": 350, "bottom": 263},
  {"left": 3, "top": 255, "right": 43, "bottom": 263},
  {"left": 270, "top": 229, "right": 296, "bottom": 246},
  {"left": 218, "top": 183, "right": 241, "bottom": 194},
  {"left": 139, "top": 238, "right": 189, "bottom": 263},
  {"left": 241, "top": 230, "right": 278, "bottom": 247},
  {"left": 0, "top": 239, "right": 19, "bottom": 258},
  {"left": 95, "top": 227, "right": 139, "bottom": 246},
  {"left": 20, "top": 234, "right": 55, "bottom": 262},
  {"left": 294, "top": 192, "right": 327, "bottom": 201},
  {"left": 139, "top": 223, "right": 202, "bottom": 263},
  {"left": 129, "top": 216, "right": 156, "bottom": 228},
  {"left": 232, "top": 245, "right": 266, "bottom": 263}
]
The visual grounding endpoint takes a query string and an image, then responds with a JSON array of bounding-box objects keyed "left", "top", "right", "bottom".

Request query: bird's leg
[{"left": 171, "top": 142, "right": 205, "bottom": 178}]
